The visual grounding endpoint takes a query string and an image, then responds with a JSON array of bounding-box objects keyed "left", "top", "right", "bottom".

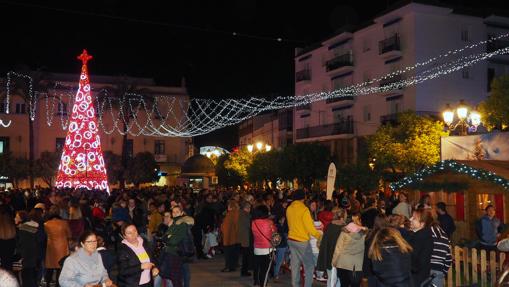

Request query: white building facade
[{"left": 294, "top": 2, "right": 509, "bottom": 164}]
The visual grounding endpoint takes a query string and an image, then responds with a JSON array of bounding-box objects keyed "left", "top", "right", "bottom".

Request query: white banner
[
  {"left": 441, "top": 132, "right": 509, "bottom": 161},
  {"left": 326, "top": 162, "right": 336, "bottom": 200}
]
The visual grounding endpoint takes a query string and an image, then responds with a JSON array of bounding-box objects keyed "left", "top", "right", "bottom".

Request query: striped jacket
[{"left": 430, "top": 225, "right": 452, "bottom": 275}]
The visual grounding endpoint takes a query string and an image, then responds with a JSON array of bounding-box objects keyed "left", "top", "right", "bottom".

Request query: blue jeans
[
  {"left": 288, "top": 240, "right": 315, "bottom": 287},
  {"left": 430, "top": 270, "right": 445, "bottom": 287},
  {"left": 274, "top": 246, "right": 288, "bottom": 277},
  {"left": 154, "top": 275, "right": 174, "bottom": 287},
  {"left": 182, "top": 263, "right": 190, "bottom": 287}
]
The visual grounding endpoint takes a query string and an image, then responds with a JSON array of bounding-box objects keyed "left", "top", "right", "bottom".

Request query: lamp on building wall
[{"left": 442, "top": 100, "right": 481, "bottom": 136}]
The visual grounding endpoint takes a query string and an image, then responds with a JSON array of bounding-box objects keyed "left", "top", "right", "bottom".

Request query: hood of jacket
[{"left": 176, "top": 215, "right": 194, "bottom": 226}]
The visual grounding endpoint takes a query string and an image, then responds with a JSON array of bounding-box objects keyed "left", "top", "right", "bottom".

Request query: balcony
[
  {"left": 154, "top": 154, "right": 167, "bottom": 162},
  {"left": 487, "top": 39, "right": 509, "bottom": 54},
  {"left": 295, "top": 69, "right": 311, "bottom": 83},
  {"left": 379, "top": 74, "right": 403, "bottom": 93},
  {"left": 296, "top": 103, "right": 311, "bottom": 111},
  {"left": 326, "top": 96, "right": 354, "bottom": 104},
  {"left": 380, "top": 113, "right": 399, "bottom": 125},
  {"left": 379, "top": 34, "right": 402, "bottom": 60},
  {"left": 325, "top": 53, "right": 354, "bottom": 76},
  {"left": 296, "top": 120, "right": 354, "bottom": 140}
]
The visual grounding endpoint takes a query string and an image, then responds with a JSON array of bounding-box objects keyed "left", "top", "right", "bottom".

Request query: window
[
  {"left": 461, "top": 28, "right": 470, "bottom": 42},
  {"left": 387, "top": 95, "right": 403, "bottom": 114},
  {"left": 462, "top": 68, "right": 470, "bottom": 79},
  {"left": 154, "top": 140, "right": 165, "bottom": 155},
  {"left": 56, "top": 138, "right": 65, "bottom": 152},
  {"left": 57, "top": 102, "right": 67, "bottom": 115},
  {"left": 126, "top": 139, "right": 134, "bottom": 158},
  {"left": 0, "top": 137, "right": 9, "bottom": 154},
  {"left": 363, "top": 105, "right": 372, "bottom": 122},
  {"left": 15, "top": 103, "right": 26, "bottom": 114}
]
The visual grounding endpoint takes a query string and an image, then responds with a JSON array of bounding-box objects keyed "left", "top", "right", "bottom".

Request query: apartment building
[
  {"left": 238, "top": 109, "right": 293, "bottom": 150},
  {"left": 293, "top": 1, "right": 509, "bottom": 164},
  {"left": 0, "top": 73, "right": 190, "bottom": 187}
]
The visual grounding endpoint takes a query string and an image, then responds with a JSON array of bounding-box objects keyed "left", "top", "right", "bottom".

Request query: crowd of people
[{"left": 0, "top": 186, "right": 503, "bottom": 287}]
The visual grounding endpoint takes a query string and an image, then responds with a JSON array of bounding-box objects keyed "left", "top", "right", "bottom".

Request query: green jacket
[{"left": 163, "top": 215, "right": 193, "bottom": 255}]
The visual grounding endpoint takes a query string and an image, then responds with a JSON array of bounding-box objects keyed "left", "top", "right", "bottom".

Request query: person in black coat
[
  {"left": 316, "top": 207, "right": 347, "bottom": 287},
  {"left": 436, "top": 202, "right": 456, "bottom": 239},
  {"left": 369, "top": 227, "right": 413, "bottom": 287},
  {"left": 15, "top": 210, "right": 40, "bottom": 287},
  {"left": 409, "top": 209, "right": 434, "bottom": 287},
  {"left": 117, "top": 223, "right": 158, "bottom": 287}
]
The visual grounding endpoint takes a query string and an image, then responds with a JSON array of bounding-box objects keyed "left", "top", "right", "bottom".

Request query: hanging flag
[{"left": 326, "top": 162, "right": 336, "bottom": 200}]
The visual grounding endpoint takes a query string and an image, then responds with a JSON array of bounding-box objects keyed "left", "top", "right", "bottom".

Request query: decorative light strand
[
  {"left": 2, "top": 34, "right": 509, "bottom": 136},
  {"left": 390, "top": 160, "right": 509, "bottom": 190}
]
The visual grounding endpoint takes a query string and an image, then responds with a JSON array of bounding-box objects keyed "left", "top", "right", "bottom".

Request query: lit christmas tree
[{"left": 55, "top": 50, "right": 109, "bottom": 191}]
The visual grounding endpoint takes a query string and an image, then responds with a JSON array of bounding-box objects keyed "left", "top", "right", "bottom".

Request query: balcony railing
[
  {"left": 325, "top": 53, "right": 353, "bottom": 72},
  {"left": 380, "top": 113, "right": 399, "bottom": 125},
  {"left": 296, "top": 120, "right": 354, "bottom": 140},
  {"left": 326, "top": 96, "right": 354, "bottom": 104},
  {"left": 487, "top": 39, "right": 509, "bottom": 53},
  {"left": 296, "top": 103, "right": 311, "bottom": 111},
  {"left": 379, "top": 74, "right": 403, "bottom": 88},
  {"left": 295, "top": 69, "right": 311, "bottom": 82},
  {"left": 379, "top": 34, "right": 401, "bottom": 55}
]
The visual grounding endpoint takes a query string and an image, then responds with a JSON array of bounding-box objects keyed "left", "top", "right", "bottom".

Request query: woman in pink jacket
[{"left": 251, "top": 204, "right": 276, "bottom": 287}]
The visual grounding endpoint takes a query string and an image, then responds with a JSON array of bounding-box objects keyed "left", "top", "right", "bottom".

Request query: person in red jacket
[
  {"left": 251, "top": 204, "right": 276, "bottom": 287},
  {"left": 317, "top": 200, "right": 334, "bottom": 231}
]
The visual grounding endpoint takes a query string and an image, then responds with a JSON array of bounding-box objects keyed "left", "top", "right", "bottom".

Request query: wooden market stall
[{"left": 391, "top": 160, "right": 509, "bottom": 243}]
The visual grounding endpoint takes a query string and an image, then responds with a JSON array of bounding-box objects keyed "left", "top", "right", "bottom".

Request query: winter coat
[
  {"left": 372, "top": 245, "right": 413, "bottom": 287},
  {"left": 409, "top": 227, "right": 433, "bottom": 286},
  {"left": 68, "top": 219, "right": 85, "bottom": 241},
  {"left": 286, "top": 200, "right": 322, "bottom": 242},
  {"left": 252, "top": 219, "right": 276, "bottom": 249},
  {"left": 117, "top": 239, "right": 155, "bottom": 287},
  {"left": 317, "top": 223, "right": 344, "bottom": 271},
  {"left": 163, "top": 215, "right": 193, "bottom": 256},
  {"left": 221, "top": 209, "right": 240, "bottom": 246},
  {"left": 59, "top": 248, "right": 109, "bottom": 287},
  {"left": 317, "top": 211, "right": 334, "bottom": 230},
  {"left": 45, "top": 217, "right": 71, "bottom": 269},
  {"left": 16, "top": 220, "right": 40, "bottom": 268},
  {"left": 238, "top": 209, "right": 251, "bottom": 248},
  {"left": 332, "top": 228, "right": 366, "bottom": 271}
]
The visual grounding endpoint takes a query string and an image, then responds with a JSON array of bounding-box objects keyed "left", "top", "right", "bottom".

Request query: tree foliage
[
  {"left": 0, "top": 153, "right": 30, "bottom": 188},
  {"left": 247, "top": 150, "right": 281, "bottom": 185},
  {"left": 279, "top": 143, "right": 330, "bottom": 188},
  {"left": 34, "top": 151, "right": 60, "bottom": 187},
  {"left": 336, "top": 163, "right": 380, "bottom": 193},
  {"left": 368, "top": 111, "right": 447, "bottom": 174},
  {"left": 126, "top": 152, "right": 159, "bottom": 187},
  {"left": 479, "top": 75, "right": 509, "bottom": 131},
  {"left": 224, "top": 148, "right": 253, "bottom": 180},
  {"left": 216, "top": 154, "right": 243, "bottom": 187},
  {"left": 103, "top": 151, "right": 123, "bottom": 185}
]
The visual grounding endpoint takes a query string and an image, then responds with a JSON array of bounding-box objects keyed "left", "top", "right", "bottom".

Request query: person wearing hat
[{"left": 286, "top": 189, "right": 322, "bottom": 287}]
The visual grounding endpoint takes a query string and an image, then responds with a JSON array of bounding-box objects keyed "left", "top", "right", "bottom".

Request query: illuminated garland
[
  {"left": 1, "top": 34, "right": 509, "bottom": 136},
  {"left": 390, "top": 160, "right": 509, "bottom": 190}
]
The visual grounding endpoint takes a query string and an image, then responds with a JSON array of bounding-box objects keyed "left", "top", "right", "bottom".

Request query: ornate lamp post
[{"left": 442, "top": 100, "right": 481, "bottom": 136}]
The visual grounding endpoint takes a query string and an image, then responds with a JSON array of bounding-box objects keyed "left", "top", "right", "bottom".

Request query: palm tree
[
  {"left": 98, "top": 76, "right": 153, "bottom": 188},
  {"left": 11, "top": 65, "right": 53, "bottom": 188}
]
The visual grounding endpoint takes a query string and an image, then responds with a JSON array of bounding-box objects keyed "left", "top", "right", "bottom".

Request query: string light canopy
[
  {"left": 390, "top": 160, "right": 509, "bottom": 191},
  {"left": 2, "top": 34, "right": 509, "bottom": 136},
  {"left": 55, "top": 50, "right": 109, "bottom": 192}
]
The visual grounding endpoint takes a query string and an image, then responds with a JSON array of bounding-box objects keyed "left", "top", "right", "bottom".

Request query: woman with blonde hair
[
  {"left": 369, "top": 227, "right": 413, "bottom": 286},
  {"left": 0, "top": 207, "right": 17, "bottom": 271}
]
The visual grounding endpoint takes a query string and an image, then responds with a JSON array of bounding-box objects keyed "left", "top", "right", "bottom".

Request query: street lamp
[
  {"left": 442, "top": 100, "right": 482, "bottom": 136},
  {"left": 265, "top": 144, "right": 272, "bottom": 152},
  {"left": 256, "top": 142, "right": 263, "bottom": 151},
  {"left": 247, "top": 144, "right": 254, "bottom": 153}
]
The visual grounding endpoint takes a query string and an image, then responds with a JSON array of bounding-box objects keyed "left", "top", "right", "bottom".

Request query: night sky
[{"left": 1, "top": 0, "right": 507, "bottom": 150}]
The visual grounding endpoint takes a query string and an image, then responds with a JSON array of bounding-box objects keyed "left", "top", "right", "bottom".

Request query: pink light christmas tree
[{"left": 55, "top": 50, "right": 109, "bottom": 191}]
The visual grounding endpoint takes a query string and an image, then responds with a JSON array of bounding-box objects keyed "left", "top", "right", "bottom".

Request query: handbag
[{"left": 254, "top": 221, "right": 282, "bottom": 247}]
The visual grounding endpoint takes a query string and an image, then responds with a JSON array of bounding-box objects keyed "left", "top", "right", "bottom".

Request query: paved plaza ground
[{"left": 189, "top": 254, "right": 324, "bottom": 287}]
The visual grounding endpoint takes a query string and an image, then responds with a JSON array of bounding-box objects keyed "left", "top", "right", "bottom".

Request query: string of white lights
[{"left": 2, "top": 34, "right": 508, "bottom": 136}]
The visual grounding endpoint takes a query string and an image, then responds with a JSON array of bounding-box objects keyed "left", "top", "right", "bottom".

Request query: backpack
[{"left": 176, "top": 224, "right": 195, "bottom": 260}]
